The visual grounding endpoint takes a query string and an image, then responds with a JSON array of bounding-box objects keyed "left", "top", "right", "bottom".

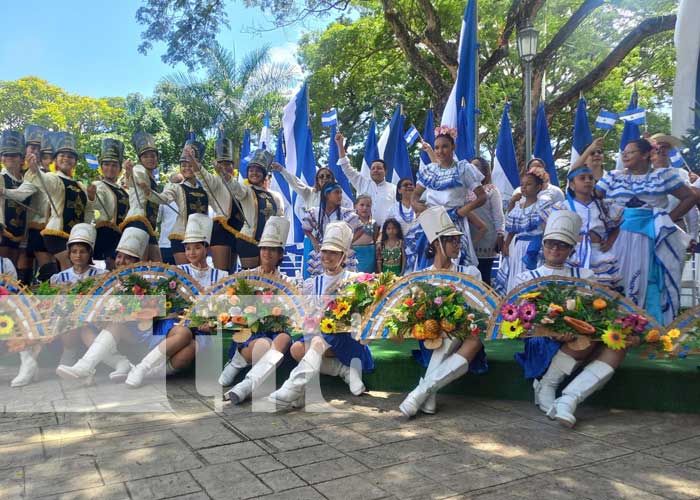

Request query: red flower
[
  {"left": 0, "top": 287, "right": 10, "bottom": 296},
  {"left": 404, "top": 298, "right": 415, "bottom": 307}
]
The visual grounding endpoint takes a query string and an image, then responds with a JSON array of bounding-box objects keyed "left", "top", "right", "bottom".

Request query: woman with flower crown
[
  {"left": 399, "top": 206, "right": 487, "bottom": 418},
  {"left": 267, "top": 221, "right": 373, "bottom": 409},
  {"left": 411, "top": 127, "right": 487, "bottom": 272}
]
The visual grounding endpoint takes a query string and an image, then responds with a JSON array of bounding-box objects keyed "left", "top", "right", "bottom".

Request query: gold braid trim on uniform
[
  {"left": 2, "top": 229, "right": 24, "bottom": 242},
  {"left": 28, "top": 222, "right": 46, "bottom": 231},
  {"left": 168, "top": 233, "right": 185, "bottom": 241},
  {"left": 119, "top": 215, "right": 158, "bottom": 237},
  {"left": 96, "top": 220, "right": 121, "bottom": 232},
  {"left": 40, "top": 228, "right": 70, "bottom": 239},
  {"left": 212, "top": 216, "right": 259, "bottom": 244}
]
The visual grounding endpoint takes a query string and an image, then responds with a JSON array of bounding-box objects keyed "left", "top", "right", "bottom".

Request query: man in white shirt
[{"left": 335, "top": 132, "right": 397, "bottom": 226}]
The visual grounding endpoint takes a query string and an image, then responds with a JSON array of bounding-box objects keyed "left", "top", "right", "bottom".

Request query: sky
[{"left": 0, "top": 0, "right": 311, "bottom": 98}]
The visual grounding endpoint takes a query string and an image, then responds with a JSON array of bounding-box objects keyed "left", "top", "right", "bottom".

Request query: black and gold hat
[
  {"left": 52, "top": 132, "right": 78, "bottom": 158},
  {"left": 215, "top": 137, "right": 234, "bottom": 162},
  {"left": 100, "top": 138, "right": 124, "bottom": 164},
  {"left": 248, "top": 149, "right": 273, "bottom": 175},
  {"left": 181, "top": 139, "right": 205, "bottom": 162},
  {"left": 131, "top": 131, "right": 158, "bottom": 158},
  {"left": 24, "top": 125, "right": 48, "bottom": 146},
  {"left": 0, "top": 130, "right": 25, "bottom": 156},
  {"left": 40, "top": 131, "right": 55, "bottom": 156}
]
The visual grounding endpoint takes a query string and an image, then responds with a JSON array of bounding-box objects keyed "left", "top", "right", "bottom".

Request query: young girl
[
  {"left": 546, "top": 165, "right": 622, "bottom": 289},
  {"left": 495, "top": 167, "right": 551, "bottom": 294},
  {"left": 267, "top": 222, "right": 373, "bottom": 409},
  {"left": 125, "top": 214, "right": 228, "bottom": 387},
  {"left": 376, "top": 218, "right": 405, "bottom": 275},
  {"left": 352, "top": 194, "right": 379, "bottom": 273},
  {"left": 221, "top": 217, "right": 293, "bottom": 404}
]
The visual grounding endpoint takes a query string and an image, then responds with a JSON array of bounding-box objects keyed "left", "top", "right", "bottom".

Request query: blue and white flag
[
  {"left": 404, "top": 125, "right": 420, "bottom": 147},
  {"left": 571, "top": 97, "right": 593, "bottom": 165},
  {"left": 533, "top": 102, "right": 558, "bottom": 184},
  {"left": 618, "top": 107, "right": 646, "bottom": 126},
  {"left": 283, "top": 83, "right": 316, "bottom": 246},
  {"left": 595, "top": 110, "right": 618, "bottom": 130},
  {"left": 383, "top": 105, "right": 412, "bottom": 184},
  {"left": 420, "top": 109, "right": 435, "bottom": 170},
  {"left": 259, "top": 111, "right": 272, "bottom": 150},
  {"left": 269, "top": 128, "right": 295, "bottom": 250},
  {"left": 670, "top": 148, "right": 685, "bottom": 168},
  {"left": 361, "top": 119, "right": 380, "bottom": 177},
  {"left": 616, "top": 91, "right": 642, "bottom": 170},
  {"left": 85, "top": 154, "right": 99, "bottom": 169},
  {"left": 328, "top": 123, "right": 354, "bottom": 201},
  {"left": 672, "top": 0, "right": 700, "bottom": 137},
  {"left": 492, "top": 103, "right": 519, "bottom": 200},
  {"left": 239, "top": 128, "right": 252, "bottom": 180},
  {"left": 456, "top": 101, "right": 475, "bottom": 161},
  {"left": 321, "top": 108, "right": 338, "bottom": 127}
]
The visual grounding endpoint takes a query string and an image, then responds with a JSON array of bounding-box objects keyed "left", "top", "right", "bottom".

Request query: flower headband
[
  {"left": 525, "top": 165, "right": 550, "bottom": 184},
  {"left": 434, "top": 125, "right": 457, "bottom": 139}
]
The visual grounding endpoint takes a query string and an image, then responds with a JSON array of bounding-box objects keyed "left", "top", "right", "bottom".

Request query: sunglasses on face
[
  {"left": 317, "top": 174, "right": 332, "bottom": 180},
  {"left": 543, "top": 240, "right": 572, "bottom": 250}
]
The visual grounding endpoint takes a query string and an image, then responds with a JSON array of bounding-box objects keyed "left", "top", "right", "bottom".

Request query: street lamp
[{"left": 517, "top": 24, "right": 539, "bottom": 164}]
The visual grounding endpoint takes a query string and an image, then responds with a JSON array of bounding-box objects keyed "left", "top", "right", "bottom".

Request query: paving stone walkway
[{"left": 1, "top": 365, "right": 699, "bottom": 500}]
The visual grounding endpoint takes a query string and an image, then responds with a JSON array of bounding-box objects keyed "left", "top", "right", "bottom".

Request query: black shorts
[
  {"left": 236, "top": 238, "right": 259, "bottom": 259},
  {"left": 211, "top": 221, "right": 236, "bottom": 248},
  {"left": 26, "top": 228, "right": 47, "bottom": 256},
  {"left": 43, "top": 234, "right": 68, "bottom": 255},
  {"left": 0, "top": 235, "right": 21, "bottom": 249},
  {"left": 169, "top": 238, "right": 185, "bottom": 254},
  {"left": 124, "top": 220, "right": 158, "bottom": 245},
  {"left": 94, "top": 227, "right": 121, "bottom": 260}
]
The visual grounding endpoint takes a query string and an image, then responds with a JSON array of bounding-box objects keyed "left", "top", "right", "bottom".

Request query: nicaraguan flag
[
  {"left": 533, "top": 102, "right": 558, "bottom": 184},
  {"left": 571, "top": 97, "right": 593, "bottom": 165},
  {"left": 239, "top": 128, "right": 252, "bottom": 180},
  {"left": 383, "top": 105, "right": 412, "bottom": 184},
  {"left": 492, "top": 103, "right": 519, "bottom": 200},
  {"left": 84, "top": 154, "right": 99, "bottom": 169},
  {"left": 616, "top": 91, "right": 642, "bottom": 170},
  {"left": 361, "top": 119, "right": 380, "bottom": 177},
  {"left": 259, "top": 111, "right": 272, "bottom": 150},
  {"left": 269, "top": 128, "right": 295, "bottom": 250},
  {"left": 618, "top": 107, "right": 646, "bottom": 125},
  {"left": 404, "top": 125, "right": 420, "bottom": 147},
  {"left": 670, "top": 148, "right": 685, "bottom": 168},
  {"left": 595, "top": 110, "right": 618, "bottom": 130},
  {"left": 420, "top": 109, "right": 435, "bottom": 170},
  {"left": 283, "top": 83, "right": 316, "bottom": 246},
  {"left": 672, "top": 0, "right": 700, "bottom": 137},
  {"left": 321, "top": 108, "right": 338, "bottom": 127},
  {"left": 456, "top": 101, "right": 475, "bottom": 161}
]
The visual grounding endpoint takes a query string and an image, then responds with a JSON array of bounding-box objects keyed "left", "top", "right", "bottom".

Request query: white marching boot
[
  {"left": 56, "top": 330, "right": 117, "bottom": 379},
  {"left": 225, "top": 349, "right": 284, "bottom": 404},
  {"left": 320, "top": 357, "right": 365, "bottom": 396},
  {"left": 399, "top": 353, "right": 469, "bottom": 418},
  {"left": 534, "top": 350, "right": 580, "bottom": 414},
  {"left": 125, "top": 346, "right": 167, "bottom": 388},
  {"left": 104, "top": 352, "right": 133, "bottom": 383},
  {"left": 419, "top": 339, "right": 457, "bottom": 414},
  {"left": 11, "top": 350, "right": 38, "bottom": 387},
  {"left": 267, "top": 349, "right": 323, "bottom": 409},
  {"left": 218, "top": 350, "right": 249, "bottom": 386},
  {"left": 548, "top": 360, "right": 615, "bottom": 428}
]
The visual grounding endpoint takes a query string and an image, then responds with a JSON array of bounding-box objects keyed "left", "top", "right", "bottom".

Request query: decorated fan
[
  {"left": 184, "top": 270, "right": 306, "bottom": 344},
  {"left": 488, "top": 277, "right": 659, "bottom": 351},
  {"left": 360, "top": 271, "right": 500, "bottom": 347},
  {"left": 0, "top": 275, "right": 48, "bottom": 344},
  {"left": 640, "top": 305, "right": 700, "bottom": 359},
  {"left": 75, "top": 263, "right": 203, "bottom": 326}
]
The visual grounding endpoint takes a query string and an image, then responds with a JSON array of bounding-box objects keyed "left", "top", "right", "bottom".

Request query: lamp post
[{"left": 517, "top": 23, "right": 539, "bottom": 164}]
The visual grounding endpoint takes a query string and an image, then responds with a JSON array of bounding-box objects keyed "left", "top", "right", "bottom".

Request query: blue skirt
[
  {"left": 353, "top": 244, "right": 376, "bottom": 273},
  {"left": 137, "top": 317, "right": 213, "bottom": 350},
  {"left": 227, "top": 332, "right": 287, "bottom": 360},
  {"left": 298, "top": 333, "right": 374, "bottom": 373},
  {"left": 412, "top": 340, "right": 488, "bottom": 375},
  {"left": 514, "top": 337, "right": 562, "bottom": 379},
  {"left": 302, "top": 238, "right": 313, "bottom": 280}
]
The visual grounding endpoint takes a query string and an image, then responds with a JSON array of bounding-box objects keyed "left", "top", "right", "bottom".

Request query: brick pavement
[{"left": 0, "top": 365, "right": 699, "bottom": 500}]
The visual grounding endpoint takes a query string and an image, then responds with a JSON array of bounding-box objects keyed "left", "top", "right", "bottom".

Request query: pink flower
[
  {"left": 434, "top": 296, "right": 444, "bottom": 306},
  {"left": 357, "top": 273, "right": 374, "bottom": 283},
  {"left": 519, "top": 303, "right": 537, "bottom": 322},
  {"left": 168, "top": 280, "right": 177, "bottom": 290},
  {"left": 501, "top": 303, "right": 519, "bottom": 322},
  {"left": 631, "top": 314, "right": 648, "bottom": 334},
  {"left": 522, "top": 321, "right": 532, "bottom": 330}
]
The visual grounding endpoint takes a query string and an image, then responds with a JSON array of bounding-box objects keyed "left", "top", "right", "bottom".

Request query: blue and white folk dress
[{"left": 302, "top": 207, "right": 360, "bottom": 277}]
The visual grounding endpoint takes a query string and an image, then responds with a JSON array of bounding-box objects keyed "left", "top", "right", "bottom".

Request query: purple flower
[
  {"left": 501, "top": 303, "right": 519, "bottom": 322},
  {"left": 168, "top": 280, "right": 177, "bottom": 290},
  {"left": 434, "top": 296, "right": 444, "bottom": 306},
  {"left": 519, "top": 303, "right": 537, "bottom": 322}
]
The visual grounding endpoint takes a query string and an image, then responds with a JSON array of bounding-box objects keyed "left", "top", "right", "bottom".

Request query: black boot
[
  {"left": 17, "top": 268, "right": 34, "bottom": 286},
  {"left": 37, "top": 262, "right": 58, "bottom": 283}
]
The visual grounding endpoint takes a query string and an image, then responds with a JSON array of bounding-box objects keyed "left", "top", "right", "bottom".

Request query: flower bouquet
[
  {"left": 641, "top": 320, "right": 700, "bottom": 359},
  {"left": 386, "top": 282, "right": 488, "bottom": 349},
  {"left": 309, "top": 272, "right": 397, "bottom": 336},
  {"left": 102, "top": 274, "right": 187, "bottom": 324},
  {"left": 496, "top": 282, "right": 652, "bottom": 351},
  {"left": 34, "top": 278, "right": 99, "bottom": 334}
]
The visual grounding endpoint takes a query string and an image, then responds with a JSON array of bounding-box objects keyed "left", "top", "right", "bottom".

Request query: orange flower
[
  {"left": 218, "top": 313, "right": 231, "bottom": 324},
  {"left": 404, "top": 298, "right": 415, "bottom": 307},
  {"left": 226, "top": 288, "right": 236, "bottom": 296},
  {"left": 645, "top": 329, "right": 660, "bottom": 343},
  {"left": 592, "top": 299, "right": 607, "bottom": 311},
  {"left": 232, "top": 315, "right": 248, "bottom": 325}
]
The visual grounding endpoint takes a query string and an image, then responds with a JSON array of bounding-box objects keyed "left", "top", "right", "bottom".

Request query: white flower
[{"left": 566, "top": 299, "right": 576, "bottom": 311}]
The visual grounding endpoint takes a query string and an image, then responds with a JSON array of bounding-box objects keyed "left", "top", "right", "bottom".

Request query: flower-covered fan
[
  {"left": 644, "top": 305, "right": 700, "bottom": 359},
  {"left": 0, "top": 275, "right": 49, "bottom": 346}
]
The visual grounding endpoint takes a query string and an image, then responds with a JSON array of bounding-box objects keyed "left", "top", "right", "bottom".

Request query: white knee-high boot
[
  {"left": 103, "top": 352, "right": 133, "bottom": 383},
  {"left": 534, "top": 350, "right": 581, "bottom": 414},
  {"left": 267, "top": 349, "right": 323, "bottom": 409},
  {"left": 399, "top": 353, "right": 469, "bottom": 418},
  {"left": 420, "top": 339, "right": 458, "bottom": 414},
  {"left": 56, "top": 330, "right": 118, "bottom": 379},
  {"left": 320, "top": 357, "right": 365, "bottom": 396},
  {"left": 225, "top": 349, "right": 284, "bottom": 404},
  {"left": 548, "top": 360, "right": 615, "bottom": 427},
  {"left": 218, "top": 350, "right": 249, "bottom": 386},
  {"left": 11, "top": 350, "right": 38, "bottom": 387},
  {"left": 125, "top": 346, "right": 167, "bottom": 388}
]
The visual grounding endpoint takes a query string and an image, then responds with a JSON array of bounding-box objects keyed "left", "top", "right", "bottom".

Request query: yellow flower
[
  {"left": 334, "top": 300, "right": 351, "bottom": 320},
  {"left": 601, "top": 327, "right": 626, "bottom": 350},
  {"left": 661, "top": 335, "right": 674, "bottom": 352},
  {"left": 501, "top": 320, "right": 524, "bottom": 339},
  {"left": 453, "top": 306, "right": 464, "bottom": 319},
  {"left": 520, "top": 292, "right": 542, "bottom": 300},
  {"left": 0, "top": 314, "right": 14, "bottom": 336},
  {"left": 165, "top": 301, "right": 173, "bottom": 310},
  {"left": 667, "top": 328, "right": 681, "bottom": 339},
  {"left": 320, "top": 318, "right": 336, "bottom": 334}
]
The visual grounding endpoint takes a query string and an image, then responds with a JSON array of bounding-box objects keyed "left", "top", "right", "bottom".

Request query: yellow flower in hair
[
  {"left": 661, "top": 335, "right": 674, "bottom": 352},
  {"left": 0, "top": 315, "right": 14, "bottom": 336},
  {"left": 320, "top": 318, "right": 336, "bottom": 334},
  {"left": 601, "top": 327, "right": 626, "bottom": 351},
  {"left": 667, "top": 328, "right": 681, "bottom": 339},
  {"left": 500, "top": 320, "right": 524, "bottom": 339}
]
